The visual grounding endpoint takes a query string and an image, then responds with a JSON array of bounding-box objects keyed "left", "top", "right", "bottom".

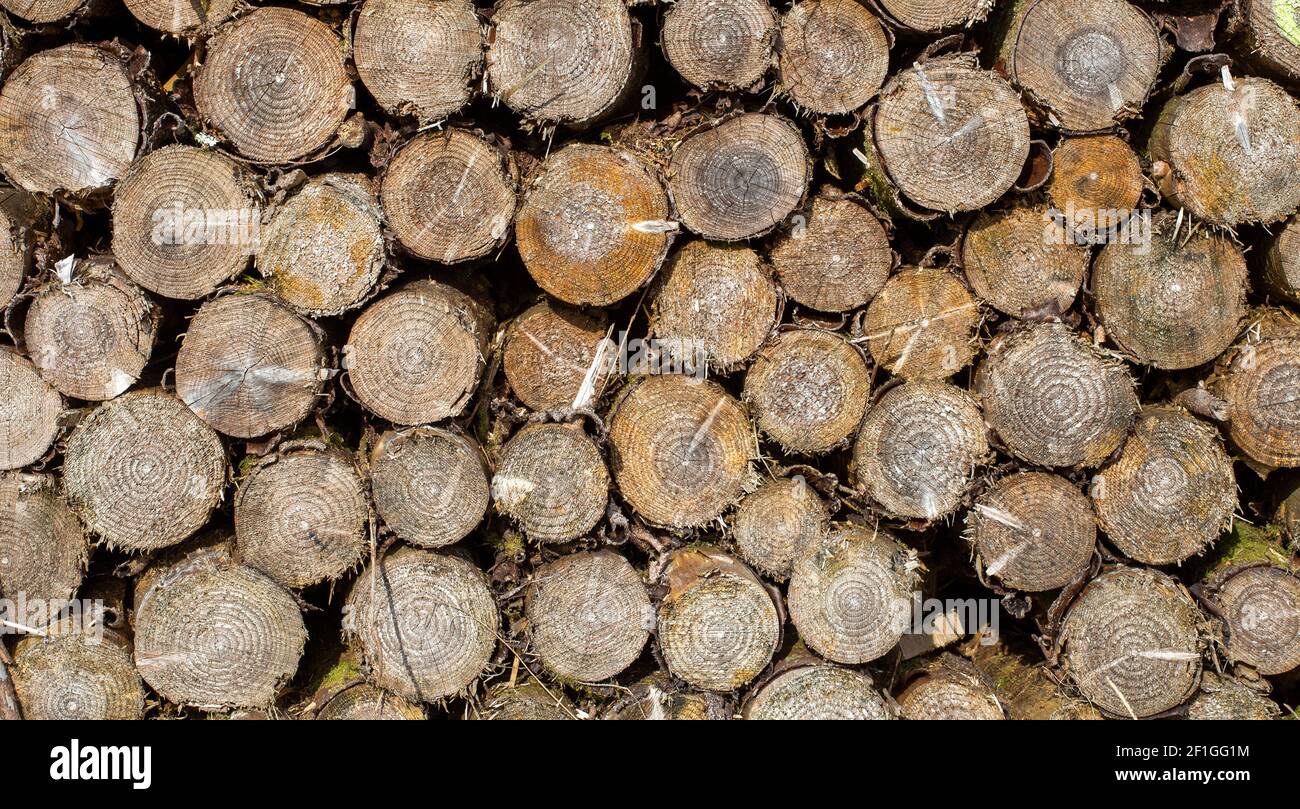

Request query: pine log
[
  {"left": 369, "top": 425, "right": 491, "bottom": 549},
  {"left": 661, "top": 0, "right": 776, "bottom": 91}
]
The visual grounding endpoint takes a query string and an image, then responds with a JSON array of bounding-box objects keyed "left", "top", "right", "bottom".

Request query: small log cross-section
[
  {"left": 12, "top": 625, "right": 144, "bottom": 720},
  {"left": 875, "top": 0, "right": 991, "bottom": 32},
  {"left": 175, "top": 294, "right": 327, "bottom": 439},
  {"left": 776, "top": 0, "right": 890, "bottom": 115},
  {"left": 1092, "top": 408, "right": 1236, "bottom": 566},
  {"left": 970, "top": 471, "right": 1096, "bottom": 593},
  {"left": 896, "top": 656, "right": 1006, "bottom": 720},
  {"left": 976, "top": 323, "right": 1138, "bottom": 469},
  {"left": 1058, "top": 566, "right": 1202, "bottom": 719},
  {"left": 0, "top": 471, "right": 88, "bottom": 607},
  {"left": 862, "top": 266, "right": 979, "bottom": 380},
  {"left": 962, "top": 203, "right": 1089, "bottom": 319},
  {"left": 768, "top": 192, "right": 891, "bottom": 313},
  {"left": 0, "top": 44, "right": 139, "bottom": 197},
  {"left": 997, "top": 0, "right": 1163, "bottom": 132},
  {"left": 1210, "top": 565, "right": 1300, "bottom": 676},
  {"left": 0, "top": 348, "right": 62, "bottom": 471},
  {"left": 656, "top": 546, "right": 780, "bottom": 692},
  {"left": 872, "top": 56, "right": 1029, "bottom": 213},
  {"left": 1263, "top": 216, "right": 1300, "bottom": 304},
  {"left": 661, "top": 0, "right": 776, "bottom": 91},
  {"left": 503, "top": 300, "right": 611, "bottom": 412},
  {"left": 649, "top": 241, "right": 778, "bottom": 373},
  {"left": 743, "top": 660, "right": 895, "bottom": 720},
  {"left": 487, "top": 0, "right": 641, "bottom": 126},
  {"left": 517, "top": 143, "right": 672, "bottom": 306},
  {"left": 608, "top": 375, "right": 753, "bottom": 530},
  {"left": 525, "top": 551, "right": 652, "bottom": 682},
  {"left": 1210, "top": 313, "right": 1300, "bottom": 468},
  {"left": 730, "top": 476, "right": 829, "bottom": 581},
  {"left": 194, "top": 8, "right": 353, "bottom": 164},
  {"left": 1150, "top": 76, "right": 1300, "bottom": 227},
  {"left": 346, "top": 546, "right": 499, "bottom": 703},
  {"left": 256, "top": 174, "right": 385, "bottom": 317},
  {"left": 1093, "top": 211, "right": 1248, "bottom": 370},
  {"left": 1047, "top": 135, "right": 1144, "bottom": 240},
  {"left": 852, "top": 381, "right": 988, "bottom": 521},
  {"left": 369, "top": 426, "right": 490, "bottom": 549},
  {"left": 134, "top": 551, "right": 307, "bottom": 711},
  {"left": 346, "top": 279, "right": 492, "bottom": 425},
  {"left": 492, "top": 422, "right": 609, "bottom": 544},
  {"left": 112, "top": 145, "right": 262, "bottom": 300},
  {"left": 381, "top": 129, "right": 517, "bottom": 264},
  {"left": 788, "top": 524, "right": 918, "bottom": 665},
  {"left": 24, "top": 257, "right": 159, "bottom": 401},
  {"left": 743, "top": 328, "right": 871, "bottom": 454},
  {"left": 668, "top": 112, "right": 810, "bottom": 241},
  {"left": 234, "top": 443, "right": 369, "bottom": 590},
  {"left": 315, "top": 682, "right": 426, "bottom": 720},
  {"left": 353, "top": 0, "right": 483, "bottom": 123},
  {"left": 62, "top": 389, "right": 227, "bottom": 552},
  {"left": 123, "top": 0, "right": 237, "bottom": 34}
]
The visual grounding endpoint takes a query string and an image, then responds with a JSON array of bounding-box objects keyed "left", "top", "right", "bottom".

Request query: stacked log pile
[{"left": 0, "top": 0, "right": 1297, "bottom": 721}]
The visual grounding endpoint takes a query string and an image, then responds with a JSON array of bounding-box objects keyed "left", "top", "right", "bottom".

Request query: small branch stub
[
  {"left": 492, "top": 422, "right": 609, "bottom": 544},
  {"left": 369, "top": 426, "right": 490, "bottom": 549}
]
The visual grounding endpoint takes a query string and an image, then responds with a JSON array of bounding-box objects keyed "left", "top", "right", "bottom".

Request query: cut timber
[
  {"left": 667, "top": 112, "right": 809, "bottom": 241},
  {"left": 875, "top": 0, "right": 991, "bottom": 31},
  {"left": 608, "top": 375, "right": 752, "bottom": 530},
  {"left": 234, "top": 442, "right": 369, "bottom": 589},
  {"left": 962, "top": 203, "right": 1089, "bottom": 319},
  {"left": 731, "top": 476, "right": 829, "bottom": 581},
  {"left": 0, "top": 471, "right": 87, "bottom": 606},
  {"left": 256, "top": 174, "right": 385, "bottom": 317},
  {"left": 194, "top": 8, "right": 352, "bottom": 163},
  {"left": 503, "top": 299, "right": 611, "bottom": 412},
  {"left": 1283, "top": 476, "right": 1300, "bottom": 541},
  {"left": 788, "top": 523, "right": 918, "bottom": 664},
  {"left": 1263, "top": 216, "right": 1300, "bottom": 304},
  {"left": 896, "top": 655, "right": 1006, "bottom": 720},
  {"left": 1057, "top": 566, "right": 1202, "bottom": 719},
  {"left": 112, "top": 145, "right": 261, "bottom": 300},
  {"left": 345, "top": 279, "right": 492, "bottom": 425},
  {"left": 1093, "top": 210, "right": 1248, "bottom": 370},
  {"left": 852, "top": 381, "right": 989, "bottom": 521},
  {"left": 516, "top": 143, "right": 671, "bottom": 306},
  {"left": 346, "top": 546, "right": 499, "bottom": 702},
  {"left": 1240, "top": 0, "right": 1300, "bottom": 85},
  {"left": 970, "top": 471, "right": 1095, "bottom": 592},
  {"left": 474, "top": 681, "right": 573, "bottom": 719},
  {"left": 525, "top": 550, "right": 651, "bottom": 682},
  {"left": 381, "top": 129, "right": 516, "bottom": 264},
  {"left": 353, "top": 0, "right": 482, "bottom": 123},
  {"left": 0, "top": 44, "right": 139, "bottom": 196},
  {"left": 649, "top": 241, "right": 777, "bottom": 372},
  {"left": 768, "top": 192, "right": 891, "bottom": 313},
  {"left": 0, "top": 186, "right": 44, "bottom": 310},
  {"left": 487, "top": 0, "right": 641, "bottom": 126},
  {"left": 743, "top": 328, "right": 871, "bottom": 454},
  {"left": 1047, "top": 136, "right": 1144, "bottom": 239},
  {"left": 134, "top": 549, "right": 307, "bottom": 710},
  {"left": 493, "top": 422, "right": 609, "bottom": 543},
  {"left": 1209, "top": 565, "right": 1300, "bottom": 675},
  {"left": 606, "top": 673, "right": 732, "bottom": 720},
  {"left": 369, "top": 426, "right": 490, "bottom": 549},
  {"left": 0, "top": 0, "right": 92, "bottom": 22},
  {"left": 975, "top": 323, "right": 1138, "bottom": 468},
  {"left": 63, "top": 389, "right": 226, "bottom": 552},
  {"left": 776, "top": 0, "right": 890, "bottom": 115},
  {"left": 661, "top": 0, "right": 776, "bottom": 91},
  {"left": 1149, "top": 76, "right": 1300, "bottom": 226},
  {"left": 996, "top": 0, "right": 1162, "bottom": 132},
  {"left": 872, "top": 56, "right": 1029, "bottom": 213},
  {"left": 1186, "top": 672, "right": 1280, "bottom": 720},
  {"left": 861, "top": 266, "right": 979, "bottom": 380},
  {"left": 24, "top": 256, "right": 159, "bottom": 401},
  {"left": 123, "top": 0, "right": 237, "bottom": 34},
  {"left": 176, "top": 294, "right": 326, "bottom": 439},
  {"left": 1092, "top": 408, "right": 1236, "bottom": 566},
  {"left": 316, "top": 682, "right": 426, "bottom": 720},
  {"left": 743, "top": 659, "right": 895, "bottom": 720},
  {"left": 1210, "top": 312, "right": 1300, "bottom": 468},
  {"left": 0, "top": 347, "right": 61, "bottom": 470},
  {"left": 656, "top": 546, "right": 780, "bottom": 692},
  {"left": 12, "top": 625, "right": 144, "bottom": 720}
]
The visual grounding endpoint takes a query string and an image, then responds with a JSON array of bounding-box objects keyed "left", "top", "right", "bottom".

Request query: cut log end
[
  {"left": 776, "top": 0, "right": 889, "bottom": 115},
  {"left": 731, "top": 476, "right": 829, "bottom": 581},
  {"left": 474, "top": 681, "right": 573, "bottom": 720},
  {"left": 492, "top": 422, "right": 609, "bottom": 544},
  {"left": 962, "top": 203, "right": 1089, "bottom": 319},
  {"left": 1186, "top": 672, "right": 1280, "bottom": 720},
  {"left": 315, "top": 682, "right": 426, "bottom": 720},
  {"left": 12, "top": 627, "right": 144, "bottom": 720},
  {"left": 370, "top": 426, "right": 490, "bottom": 549},
  {"left": 744, "top": 662, "right": 894, "bottom": 720},
  {"left": 897, "top": 656, "right": 1006, "bottom": 720},
  {"left": 1213, "top": 565, "right": 1300, "bottom": 676},
  {"left": 503, "top": 299, "right": 611, "bottom": 412},
  {"left": 876, "top": 0, "right": 991, "bottom": 32},
  {"left": 862, "top": 266, "right": 979, "bottom": 380},
  {"left": 608, "top": 375, "right": 753, "bottom": 530},
  {"left": 768, "top": 193, "right": 891, "bottom": 313},
  {"left": 0, "top": 471, "right": 88, "bottom": 607},
  {"left": 1047, "top": 135, "right": 1144, "bottom": 238},
  {"left": 661, "top": 0, "right": 776, "bottom": 91},
  {"left": 123, "top": 0, "right": 237, "bottom": 34},
  {"left": 1212, "top": 317, "right": 1300, "bottom": 468},
  {"left": 0, "top": 0, "right": 89, "bottom": 23},
  {"left": 0, "top": 348, "right": 62, "bottom": 471},
  {"left": 971, "top": 471, "right": 1096, "bottom": 592},
  {"left": 1242, "top": 0, "right": 1300, "bottom": 84},
  {"left": 1264, "top": 216, "right": 1300, "bottom": 305}
]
